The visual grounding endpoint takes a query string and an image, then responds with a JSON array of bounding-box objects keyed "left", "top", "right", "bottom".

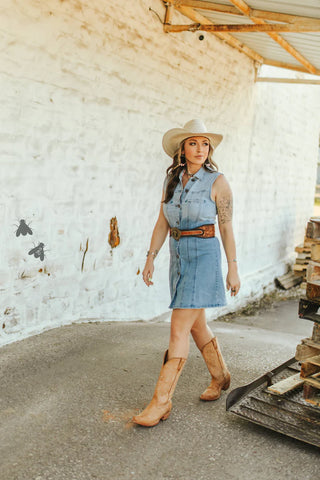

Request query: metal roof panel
[{"left": 184, "top": 0, "right": 320, "bottom": 73}]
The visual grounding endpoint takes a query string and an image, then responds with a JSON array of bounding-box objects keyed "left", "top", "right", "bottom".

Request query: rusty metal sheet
[{"left": 226, "top": 357, "right": 320, "bottom": 447}]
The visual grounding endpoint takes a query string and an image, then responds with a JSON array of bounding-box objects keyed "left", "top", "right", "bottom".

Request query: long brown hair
[{"left": 163, "top": 140, "right": 218, "bottom": 204}]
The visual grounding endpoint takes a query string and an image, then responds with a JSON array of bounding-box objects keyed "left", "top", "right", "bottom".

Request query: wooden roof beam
[
  {"left": 228, "top": 0, "right": 317, "bottom": 74},
  {"left": 163, "top": 1, "right": 263, "bottom": 63},
  {"left": 164, "top": 23, "right": 320, "bottom": 33},
  {"left": 176, "top": 1, "right": 320, "bottom": 26},
  {"left": 263, "top": 58, "right": 320, "bottom": 76}
]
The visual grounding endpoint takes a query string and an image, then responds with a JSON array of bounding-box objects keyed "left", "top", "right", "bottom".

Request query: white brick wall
[{"left": 0, "top": 0, "right": 319, "bottom": 345}]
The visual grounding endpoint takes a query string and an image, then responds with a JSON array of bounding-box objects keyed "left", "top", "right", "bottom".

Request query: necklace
[{"left": 185, "top": 169, "right": 195, "bottom": 177}]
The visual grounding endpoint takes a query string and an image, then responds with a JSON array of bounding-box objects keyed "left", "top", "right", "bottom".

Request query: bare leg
[
  {"left": 190, "top": 309, "right": 214, "bottom": 350},
  {"left": 168, "top": 308, "right": 202, "bottom": 359}
]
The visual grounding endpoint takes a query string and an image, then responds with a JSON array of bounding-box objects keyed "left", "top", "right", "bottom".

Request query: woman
[{"left": 132, "top": 119, "right": 240, "bottom": 427}]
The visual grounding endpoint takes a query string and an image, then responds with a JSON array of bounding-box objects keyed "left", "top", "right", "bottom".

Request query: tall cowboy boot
[
  {"left": 132, "top": 350, "right": 186, "bottom": 427},
  {"left": 200, "top": 337, "right": 230, "bottom": 401}
]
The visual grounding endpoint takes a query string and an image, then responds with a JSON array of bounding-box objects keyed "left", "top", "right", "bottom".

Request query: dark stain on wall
[{"left": 81, "top": 238, "right": 89, "bottom": 272}]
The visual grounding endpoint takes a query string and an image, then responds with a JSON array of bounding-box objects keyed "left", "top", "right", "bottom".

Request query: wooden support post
[{"left": 164, "top": 3, "right": 173, "bottom": 25}]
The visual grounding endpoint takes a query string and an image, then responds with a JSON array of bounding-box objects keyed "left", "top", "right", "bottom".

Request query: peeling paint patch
[{"left": 108, "top": 217, "right": 120, "bottom": 249}]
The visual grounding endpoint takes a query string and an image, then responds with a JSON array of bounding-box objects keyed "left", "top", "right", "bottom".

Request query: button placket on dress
[
  {"left": 175, "top": 176, "right": 184, "bottom": 278},
  {"left": 173, "top": 174, "right": 198, "bottom": 290}
]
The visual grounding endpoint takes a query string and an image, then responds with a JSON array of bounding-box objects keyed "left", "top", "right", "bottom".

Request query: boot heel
[
  {"left": 161, "top": 410, "right": 171, "bottom": 421},
  {"left": 223, "top": 375, "right": 231, "bottom": 391}
]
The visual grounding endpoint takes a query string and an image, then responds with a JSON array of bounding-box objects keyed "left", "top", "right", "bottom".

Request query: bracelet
[
  {"left": 146, "top": 249, "right": 159, "bottom": 259},
  {"left": 227, "top": 259, "right": 237, "bottom": 263}
]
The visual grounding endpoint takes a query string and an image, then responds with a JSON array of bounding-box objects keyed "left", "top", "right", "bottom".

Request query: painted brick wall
[{"left": 0, "top": 0, "right": 319, "bottom": 346}]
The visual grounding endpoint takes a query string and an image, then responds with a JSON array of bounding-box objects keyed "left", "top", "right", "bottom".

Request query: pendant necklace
[{"left": 185, "top": 169, "right": 195, "bottom": 178}]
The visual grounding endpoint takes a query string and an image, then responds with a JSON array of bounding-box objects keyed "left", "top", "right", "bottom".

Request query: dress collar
[{"left": 179, "top": 166, "right": 205, "bottom": 182}]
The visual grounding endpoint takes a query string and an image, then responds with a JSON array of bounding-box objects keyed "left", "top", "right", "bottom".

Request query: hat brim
[{"left": 162, "top": 128, "right": 223, "bottom": 158}]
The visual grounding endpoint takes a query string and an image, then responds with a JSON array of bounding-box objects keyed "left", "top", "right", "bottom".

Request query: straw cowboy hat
[{"left": 162, "top": 119, "right": 223, "bottom": 158}]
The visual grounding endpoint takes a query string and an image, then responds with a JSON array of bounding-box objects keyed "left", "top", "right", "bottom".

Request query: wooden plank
[
  {"left": 301, "top": 355, "right": 320, "bottom": 378},
  {"left": 228, "top": 0, "right": 318, "bottom": 74},
  {"left": 301, "top": 337, "right": 320, "bottom": 349},
  {"left": 295, "top": 244, "right": 311, "bottom": 254},
  {"left": 304, "top": 354, "right": 320, "bottom": 367},
  {"left": 305, "top": 395, "right": 320, "bottom": 407},
  {"left": 311, "top": 244, "right": 320, "bottom": 262},
  {"left": 263, "top": 59, "right": 320, "bottom": 76},
  {"left": 306, "top": 221, "right": 320, "bottom": 239},
  {"left": 304, "top": 377, "right": 320, "bottom": 390},
  {"left": 304, "top": 237, "right": 320, "bottom": 247},
  {"left": 164, "top": 23, "right": 320, "bottom": 33},
  {"left": 296, "top": 258, "right": 309, "bottom": 265},
  {"left": 306, "top": 282, "right": 320, "bottom": 300},
  {"left": 307, "top": 261, "right": 320, "bottom": 284},
  {"left": 295, "top": 343, "right": 320, "bottom": 362},
  {"left": 267, "top": 373, "right": 304, "bottom": 395},
  {"left": 303, "top": 383, "right": 320, "bottom": 406},
  {"left": 275, "top": 271, "right": 303, "bottom": 289},
  {"left": 313, "top": 323, "right": 320, "bottom": 342},
  {"left": 257, "top": 78, "right": 320, "bottom": 84},
  {"left": 293, "top": 264, "right": 307, "bottom": 272},
  {"left": 297, "top": 252, "right": 311, "bottom": 259}
]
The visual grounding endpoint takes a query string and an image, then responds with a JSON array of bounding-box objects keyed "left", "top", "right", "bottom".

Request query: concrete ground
[{"left": 1, "top": 298, "right": 320, "bottom": 480}]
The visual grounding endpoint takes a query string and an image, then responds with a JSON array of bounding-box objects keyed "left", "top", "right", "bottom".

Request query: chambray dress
[{"left": 163, "top": 167, "right": 226, "bottom": 309}]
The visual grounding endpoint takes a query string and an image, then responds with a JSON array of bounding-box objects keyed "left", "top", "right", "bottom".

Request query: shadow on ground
[{"left": 0, "top": 291, "right": 319, "bottom": 480}]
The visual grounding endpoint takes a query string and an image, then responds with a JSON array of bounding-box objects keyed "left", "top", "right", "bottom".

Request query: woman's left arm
[{"left": 212, "top": 175, "right": 241, "bottom": 296}]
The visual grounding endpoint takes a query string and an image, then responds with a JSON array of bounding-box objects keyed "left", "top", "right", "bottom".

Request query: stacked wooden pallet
[
  {"left": 295, "top": 320, "right": 320, "bottom": 406},
  {"left": 294, "top": 218, "right": 320, "bottom": 285},
  {"left": 267, "top": 294, "right": 320, "bottom": 407},
  {"left": 267, "top": 220, "right": 320, "bottom": 406},
  {"left": 295, "top": 235, "right": 320, "bottom": 405}
]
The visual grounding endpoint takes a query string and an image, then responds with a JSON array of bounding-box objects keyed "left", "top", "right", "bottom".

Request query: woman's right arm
[{"left": 142, "top": 191, "right": 169, "bottom": 287}]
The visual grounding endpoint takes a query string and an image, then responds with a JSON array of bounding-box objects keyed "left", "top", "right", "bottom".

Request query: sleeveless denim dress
[{"left": 163, "top": 167, "right": 226, "bottom": 309}]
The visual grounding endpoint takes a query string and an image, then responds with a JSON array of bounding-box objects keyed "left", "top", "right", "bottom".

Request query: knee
[{"left": 170, "top": 325, "right": 190, "bottom": 343}]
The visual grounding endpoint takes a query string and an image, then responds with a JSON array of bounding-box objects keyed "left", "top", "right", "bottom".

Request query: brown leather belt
[{"left": 170, "top": 224, "right": 215, "bottom": 241}]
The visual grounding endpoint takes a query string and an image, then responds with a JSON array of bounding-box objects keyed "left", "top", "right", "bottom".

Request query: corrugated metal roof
[{"left": 166, "top": 1, "right": 320, "bottom": 75}]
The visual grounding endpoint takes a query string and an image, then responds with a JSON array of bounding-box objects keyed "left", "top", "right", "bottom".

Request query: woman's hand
[
  {"left": 226, "top": 267, "right": 241, "bottom": 296},
  {"left": 142, "top": 257, "right": 155, "bottom": 287}
]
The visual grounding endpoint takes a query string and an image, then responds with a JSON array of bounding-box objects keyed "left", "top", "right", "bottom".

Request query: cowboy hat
[{"left": 162, "top": 119, "right": 223, "bottom": 158}]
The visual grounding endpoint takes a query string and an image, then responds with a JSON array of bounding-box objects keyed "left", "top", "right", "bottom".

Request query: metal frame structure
[{"left": 162, "top": 1, "right": 320, "bottom": 77}]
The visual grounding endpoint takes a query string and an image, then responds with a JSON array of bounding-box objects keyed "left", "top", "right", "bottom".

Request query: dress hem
[{"left": 169, "top": 303, "right": 226, "bottom": 310}]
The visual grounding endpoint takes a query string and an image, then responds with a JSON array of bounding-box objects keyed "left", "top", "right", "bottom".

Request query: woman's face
[{"left": 183, "top": 136, "right": 210, "bottom": 166}]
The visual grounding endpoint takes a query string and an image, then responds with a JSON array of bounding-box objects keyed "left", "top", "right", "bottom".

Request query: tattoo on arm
[{"left": 217, "top": 196, "right": 233, "bottom": 224}]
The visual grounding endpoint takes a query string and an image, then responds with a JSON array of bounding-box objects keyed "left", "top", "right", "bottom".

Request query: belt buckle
[{"left": 171, "top": 227, "right": 181, "bottom": 240}]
